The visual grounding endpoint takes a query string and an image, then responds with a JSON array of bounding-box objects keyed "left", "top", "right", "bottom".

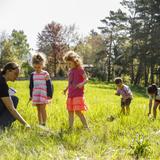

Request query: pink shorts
[{"left": 67, "top": 97, "right": 87, "bottom": 111}]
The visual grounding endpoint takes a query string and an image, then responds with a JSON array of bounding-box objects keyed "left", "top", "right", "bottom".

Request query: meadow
[{"left": 0, "top": 80, "right": 160, "bottom": 160}]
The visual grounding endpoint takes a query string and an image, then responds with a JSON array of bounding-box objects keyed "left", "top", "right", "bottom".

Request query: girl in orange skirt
[{"left": 63, "top": 51, "right": 89, "bottom": 130}]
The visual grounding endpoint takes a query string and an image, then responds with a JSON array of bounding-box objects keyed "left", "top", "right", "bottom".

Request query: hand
[
  {"left": 45, "top": 75, "right": 49, "bottom": 80},
  {"left": 115, "top": 92, "right": 120, "bottom": 96},
  {"left": 47, "top": 97, "right": 52, "bottom": 103},
  {"left": 25, "top": 123, "right": 31, "bottom": 129},
  {"left": 63, "top": 89, "right": 67, "bottom": 95},
  {"left": 76, "top": 82, "right": 84, "bottom": 88}
]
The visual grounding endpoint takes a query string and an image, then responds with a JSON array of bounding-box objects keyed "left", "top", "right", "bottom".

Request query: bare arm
[
  {"left": 77, "top": 72, "right": 88, "bottom": 88},
  {"left": 63, "top": 86, "right": 68, "bottom": 95},
  {"left": 82, "top": 71, "right": 88, "bottom": 85},
  {"left": 1, "top": 97, "right": 30, "bottom": 127},
  {"left": 115, "top": 89, "right": 120, "bottom": 96}
]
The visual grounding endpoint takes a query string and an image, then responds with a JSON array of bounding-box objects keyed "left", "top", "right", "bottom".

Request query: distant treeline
[{"left": 0, "top": 0, "right": 160, "bottom": 86}]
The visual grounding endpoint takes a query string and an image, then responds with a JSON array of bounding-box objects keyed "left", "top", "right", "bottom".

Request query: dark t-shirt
[{"left": 0, "top": 74, "right": 9, "bottom": 98}]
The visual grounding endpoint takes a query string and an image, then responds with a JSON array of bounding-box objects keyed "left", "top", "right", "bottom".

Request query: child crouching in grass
[
  {"left": 147, "top": 84, "right": 160, "bottom": 119},
  {"left": 114, "top": 77, "right": 133, "bottom": 115}
]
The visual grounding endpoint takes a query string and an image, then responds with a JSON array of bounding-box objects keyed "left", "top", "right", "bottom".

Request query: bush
[
  {"left": 57, "top": 68, "right": 65, "bottom": 77},
  {"left": 21, "top": 62, "right": 33, "bottom": 77},
  {"left": 129, "top": 133, "right": 152, "bottom": 159}
]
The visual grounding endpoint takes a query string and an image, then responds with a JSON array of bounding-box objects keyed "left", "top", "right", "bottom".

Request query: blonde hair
[
  {"left": 63, "top": 51, "right": 82, "bottom": 67},
  {"left": 32, "top": 52, "right": 46, "bottom": 66}
]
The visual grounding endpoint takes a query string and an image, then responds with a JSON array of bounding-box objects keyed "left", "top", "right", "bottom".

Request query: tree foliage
[
  {"left": 0, "top": 30, "right": 30, "bottom": 69},
  {"left": 96, "top": 0, "right": 160, "bottom": 85},
  {"left": 37, "top": 21, "right": 79, "bottom": 77}
]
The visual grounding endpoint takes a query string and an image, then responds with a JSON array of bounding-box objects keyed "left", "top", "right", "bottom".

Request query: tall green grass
[{"left": 0, "top": 81, "right": 160, "bottom": 160}]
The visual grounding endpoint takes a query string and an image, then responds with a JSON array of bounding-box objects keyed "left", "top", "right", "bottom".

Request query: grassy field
[{"left": 1, "top": 80, "right": 160, "bottom": 160}]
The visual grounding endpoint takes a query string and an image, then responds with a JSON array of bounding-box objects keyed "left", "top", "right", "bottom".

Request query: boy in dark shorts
[
  {"left": 147, "top": 84, "right": 160, "bottom": 119},
  {"left": 115, "top": 77, "right": 133, "bottom": 115}
]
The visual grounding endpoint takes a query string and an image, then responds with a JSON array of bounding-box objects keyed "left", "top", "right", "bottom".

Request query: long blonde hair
[{"left": 63, "top": 51, "right": 83, "bottom": 68}]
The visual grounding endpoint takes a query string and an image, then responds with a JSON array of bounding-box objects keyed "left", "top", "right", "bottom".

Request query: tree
[
  {"left": 121, "top": 0, "right": 160, "bottom": 85},
  {"left": 97, "top": 0, "right": 160, "bottom": 86},
  {"left": 11, "top": 30, "right": 30, "bottom": 64},
  {"left": 0, "top": 32, "right": 9, "bottom": 68},
  {"left": 0, "top": 30, "right": 30, "bottom": 69},
  {"left": 99, "top": 9, "right": 128, "bottom": 82},
  {"left": 37, "top": 21, "right": 79, "bottom": 77},
  {"left": 0, "top": 39, "right": 17, "bottom": 67},
  {"left": 74, "top": 31, "right": 105, "bottom": 64}
]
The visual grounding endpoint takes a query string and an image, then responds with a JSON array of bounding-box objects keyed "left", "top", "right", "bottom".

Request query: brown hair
[
  {"left": 1, "top": 62, "right": 19, "bottom": 75},
  {"left": 147, "top": 84, "right": 158, "bottom": 94},
  {"left": 114, "top": 77, "right": 123, "bottom": 84},
  {"left": 63, "top": 51, "right": 82, "bottom": 67},
  {"left": 32, "top": 53, "right": 46, "bottom": 66}
]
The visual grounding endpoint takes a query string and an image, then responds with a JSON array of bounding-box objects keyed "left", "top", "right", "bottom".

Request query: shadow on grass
[
  {"left": 89, "top": 81, "right": 115, "bottom": 90},
  {"left": 130, "top": 85, "right": 148, "bottom": 98},
  {"left": 89, "top": 81, "right": 148, "bottom": 98}
]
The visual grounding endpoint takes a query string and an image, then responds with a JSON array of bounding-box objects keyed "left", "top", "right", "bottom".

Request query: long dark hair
[{"left": 1, "top": 62, "right": 19, "bottom": 75}]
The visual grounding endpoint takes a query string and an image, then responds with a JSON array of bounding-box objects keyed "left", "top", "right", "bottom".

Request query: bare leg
[
  {"left": 148, "top": 100, "right": 152, "bottom": 116},
  {"left": 75, "top": 111, "right": 88, "bottom": 128},
  {"left": 40, "top": 104, "right": 47, "bottom": 125},
  {"left": 126, "top": 106, "right": 130, "bottom": 115},
  {"left": 37, "top": 105, "right": 42, "bottom": 124},
  {"left": 153, "top": 101, "right": 159, "bottom": 119},
  {"left": 120, "top": 107, "right": 125, "bottom": 115},
  {"left": 68, "top": 111, "right": 74, "bottom": 129}
]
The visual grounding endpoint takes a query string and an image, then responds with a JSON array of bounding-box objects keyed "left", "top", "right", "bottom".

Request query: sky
[{"left": 0, "top": 0, "right": 122, "bottom": 50}]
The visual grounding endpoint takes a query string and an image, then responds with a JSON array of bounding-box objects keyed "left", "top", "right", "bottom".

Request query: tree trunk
[
  {"left": 54, "top": 53, "right": 57, "bottom": 77},
  {"left": 144, "top": 54, "right": 148, "bottom": 87},
  {"left": 108, "top": 32, "right": 112, "bottom": 82},
  {"left": 134, "top": 59, "right": 144, "bottom": 85},
  {"left": 130, "top": 59, "right": 134, "bottom": 84},
  {"left": 150, "top": 62, "right": 154, "bottom": 84},
  {"left": 144, "top": 64, "right": 148, "bottom": 87}
]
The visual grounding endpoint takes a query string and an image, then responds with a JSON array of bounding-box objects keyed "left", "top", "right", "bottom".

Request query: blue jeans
[{"left": 0, "top": 96, "right": 19, "bottom": 128}]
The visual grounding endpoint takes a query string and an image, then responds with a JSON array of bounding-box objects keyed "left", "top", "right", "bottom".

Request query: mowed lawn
[{"left": 1, "top": 80, "right": 160, "bottom": 160}]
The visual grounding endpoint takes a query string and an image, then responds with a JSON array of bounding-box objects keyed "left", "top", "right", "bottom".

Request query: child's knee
[
  {"left": 75, "top": 111, "right": 82, "bottom": 115},
  {"left": 153, "top": 104, "right": 158, "bottom": 110},
  {"left": 68, "top": 111, "right": 74, "bottom": 115}
]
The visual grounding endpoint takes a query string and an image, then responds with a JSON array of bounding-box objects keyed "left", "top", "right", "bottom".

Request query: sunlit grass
[{"left": 0, "top": 81, "right": 160, "bottom": 159}]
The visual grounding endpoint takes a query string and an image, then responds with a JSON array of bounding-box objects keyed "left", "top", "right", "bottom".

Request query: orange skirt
[{"left": 67, "top": 97, "right": 87, "bottom": 111}]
